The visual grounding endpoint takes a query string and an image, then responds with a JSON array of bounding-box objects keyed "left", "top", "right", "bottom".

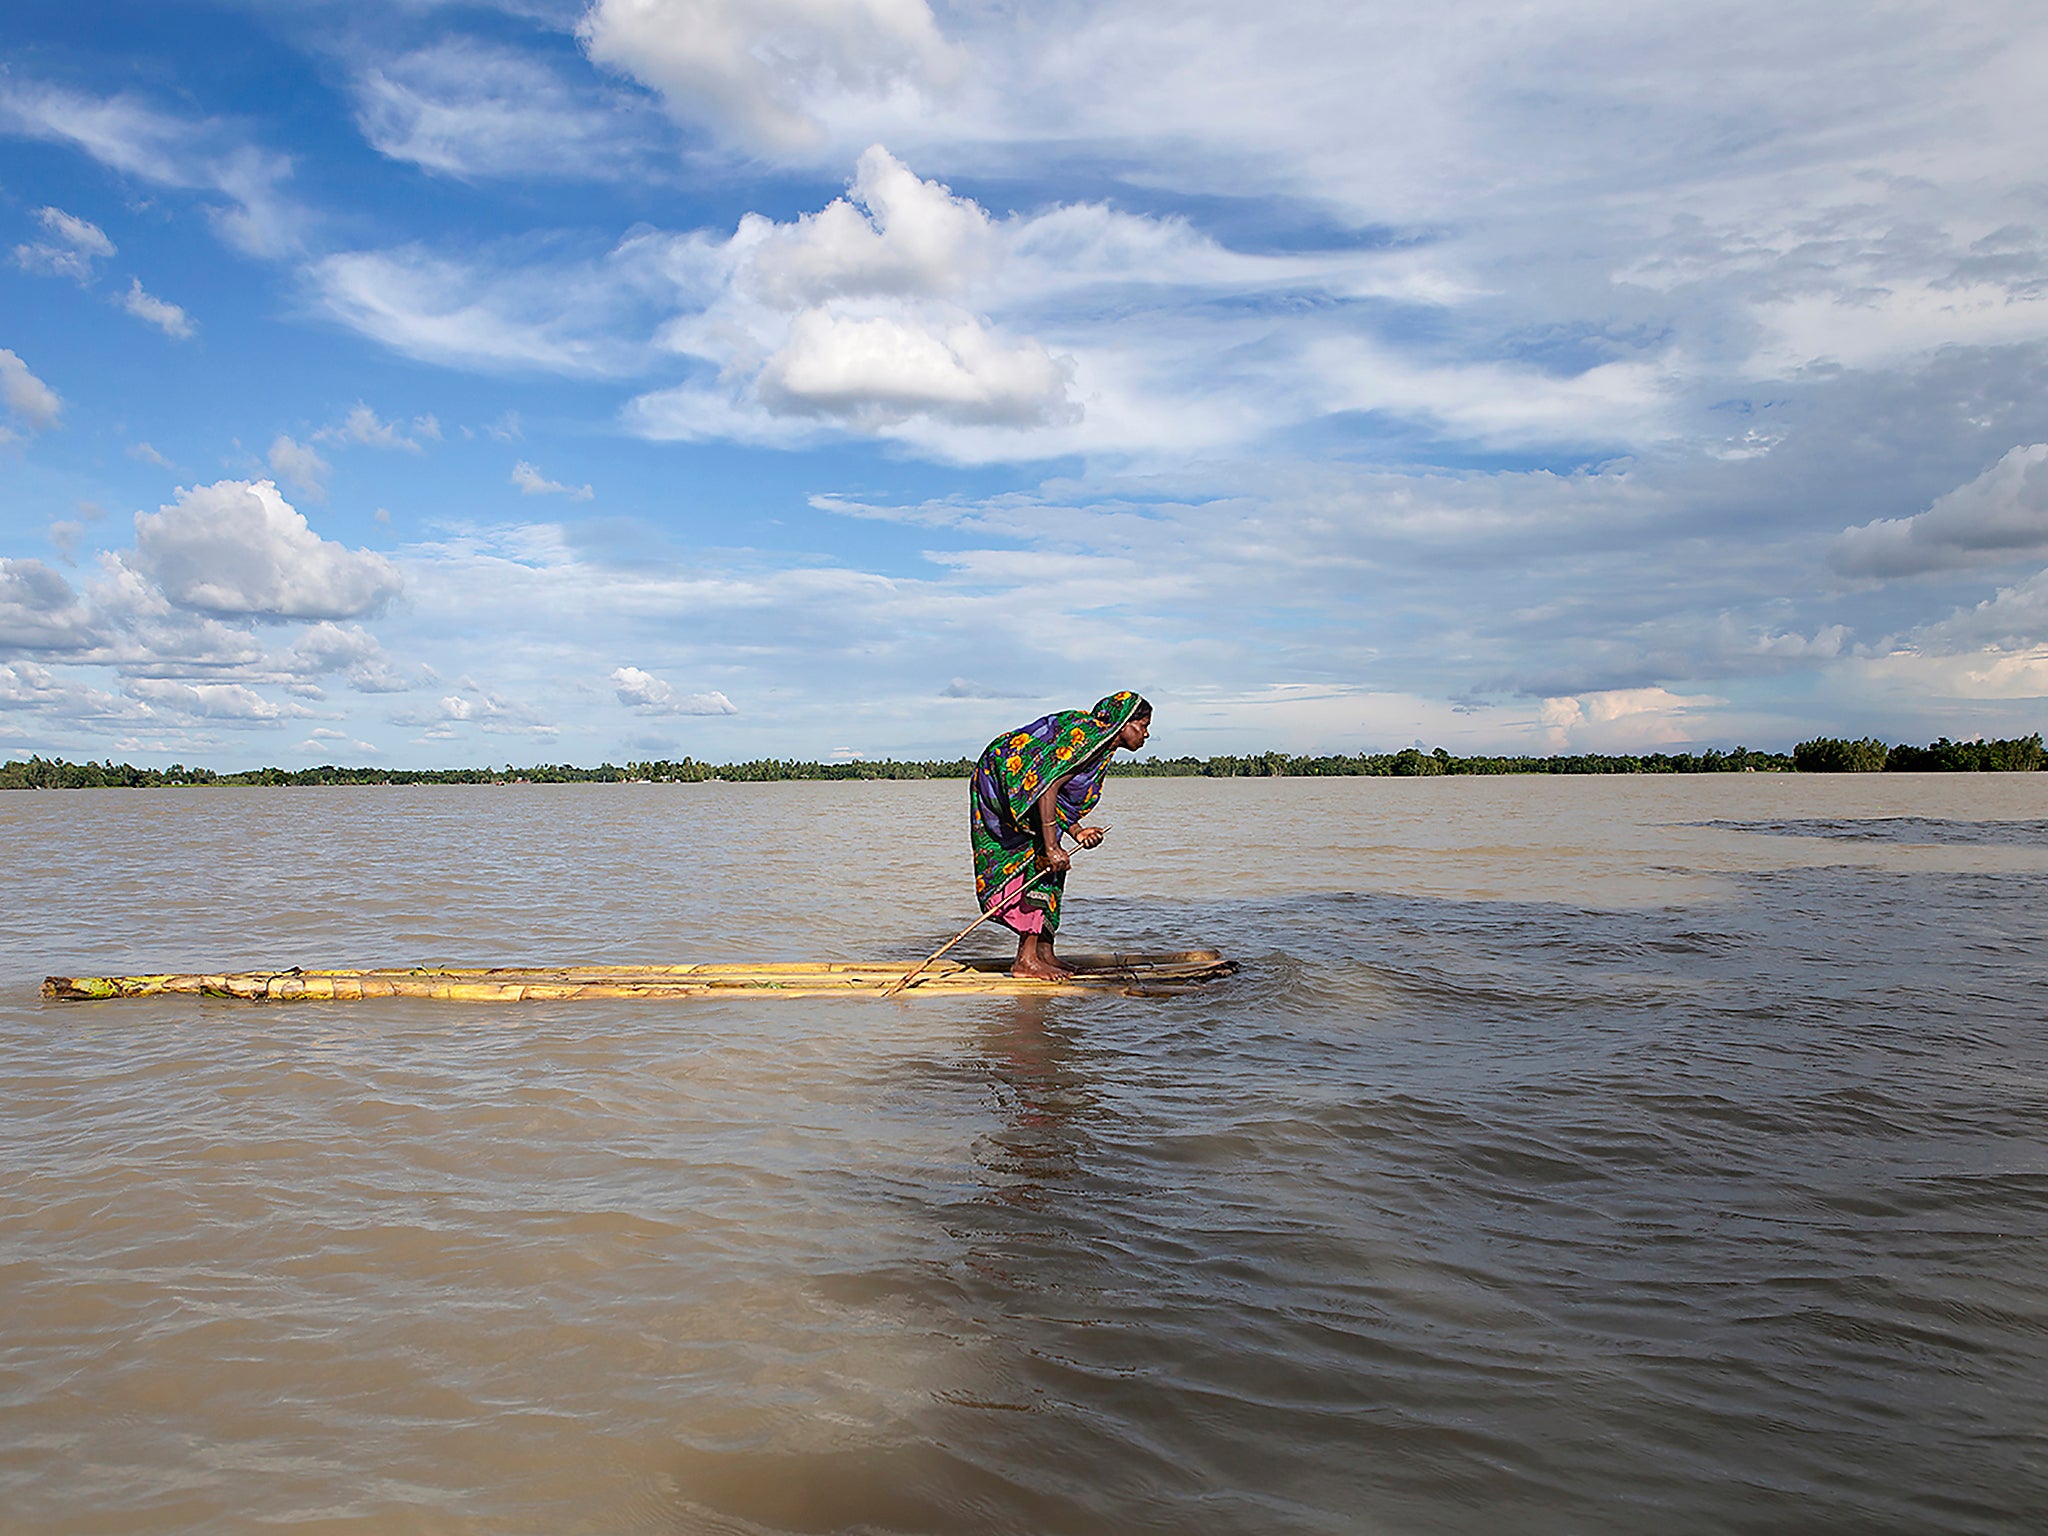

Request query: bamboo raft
[{"left": 42, "top": 951, "right": 1238, "bottom": 1003}]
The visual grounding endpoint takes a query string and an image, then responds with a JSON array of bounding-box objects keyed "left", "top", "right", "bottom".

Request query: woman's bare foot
[
  {"left": 1011, "top": 934, "right": 1073, "bottom": 982},
  {"left": 1041, "top": 941, "right": 1073, "bottom": 981}
]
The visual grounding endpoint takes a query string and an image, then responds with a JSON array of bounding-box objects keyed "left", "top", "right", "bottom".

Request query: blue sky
[{"left": 4, "top": 0, "right": 2047, "bottom": 767}]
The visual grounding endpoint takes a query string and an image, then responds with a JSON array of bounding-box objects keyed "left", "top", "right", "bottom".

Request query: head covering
[{"left": 982, "top": 691, "right": 1148, "bottom": 828}]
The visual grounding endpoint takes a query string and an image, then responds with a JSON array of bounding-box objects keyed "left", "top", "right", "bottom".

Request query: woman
[{"left": 970, "top": 691, "right": 1152, "bottom": 980}]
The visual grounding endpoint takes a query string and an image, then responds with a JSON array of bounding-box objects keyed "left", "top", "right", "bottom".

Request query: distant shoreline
[{"left": 4, "top": 734, "right": 2041, "bottom": 788}]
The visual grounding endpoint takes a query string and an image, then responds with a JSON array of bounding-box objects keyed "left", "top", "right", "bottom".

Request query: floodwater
[{"left": 2, "top": 774, "right": 2045, "bottom": 1535}]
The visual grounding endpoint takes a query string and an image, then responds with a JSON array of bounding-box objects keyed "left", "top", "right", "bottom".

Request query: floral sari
[{"left": 970, "top": 691, "right": 1147, "bottom": 937}]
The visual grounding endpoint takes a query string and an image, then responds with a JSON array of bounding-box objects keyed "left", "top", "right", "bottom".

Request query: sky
[{"left": 3, "top": 0, "right": 2048, "bottom": 768}]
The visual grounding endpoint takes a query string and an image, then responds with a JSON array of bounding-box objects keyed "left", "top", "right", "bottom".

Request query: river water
[{"left": 2, "top": 774, "right": 2044, "bottom": 1535}]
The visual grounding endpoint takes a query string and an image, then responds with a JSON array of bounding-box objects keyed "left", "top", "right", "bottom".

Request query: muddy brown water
[{"left": 3, "top": 774, "right": 2045, "bottom": 1534}]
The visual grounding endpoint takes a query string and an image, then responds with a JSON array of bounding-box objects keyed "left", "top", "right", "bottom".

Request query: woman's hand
[
  {"left": 1039, "top": 846, "right": 1072, "bottom": 874},
  {"left": 1071, "top": 825, "right": 1107, "bottom": 849}
]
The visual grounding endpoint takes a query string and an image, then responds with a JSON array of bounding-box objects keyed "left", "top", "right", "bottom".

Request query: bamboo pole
[
  {"left": 878, "top": 898, "right": 1026, "bottom": 999},
  {"left": 41, "top": 952, "right": 1236, "bottom": 1003},
  {"left": 882, "top": 829, "right": 1098, "bottom": 999}
]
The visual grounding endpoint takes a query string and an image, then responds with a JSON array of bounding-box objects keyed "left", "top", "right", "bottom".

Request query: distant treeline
[
  {"left": 1789, "top": 734, "right": 2045, "bottom": 773},
  {"left": 0, "top": 756, "right": 970, "bottom": 789},
  {"left": 1125, "top": 747, "right": 1795, "bottom": 776},
  {"left": 4, "top": 734, "right": 2041, "bottom": 789}
]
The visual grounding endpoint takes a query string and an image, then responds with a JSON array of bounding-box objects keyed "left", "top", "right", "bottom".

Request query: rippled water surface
[{"left": 4, "top": 775, "right": 2046, "bottom": 1534}]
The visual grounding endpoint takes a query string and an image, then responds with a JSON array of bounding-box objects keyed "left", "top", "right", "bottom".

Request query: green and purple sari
[{"left": 970, "top": 691, "right": 1148, "bottom": 936}]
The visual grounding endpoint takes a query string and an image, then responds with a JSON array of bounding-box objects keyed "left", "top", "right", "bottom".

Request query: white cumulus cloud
[
  {"left": 1832, "top": 444, "right": 2048, "bottom": 579},
  {"left": 0, "top": 660, "right": 139, "bottom": 724},
  {"left": 757, "top": 305, "right": 1075, "bottom": 427},
  {"left": 639, "top": 147, "right": 1077, "bottom": 439},
  {"left": 1538, "top": 686, "right": 1725, "bottom": 751},
  {"left": 611, "top": 665, "right": 738, "bottom": 715},
  {"left": 131, "top": 479, "right": 402, "bottom": 621},
  {"left": 125, "top": 677, "right": 311, "bottom": 724},
  {"left": 739, "top": 144, "right": 994, "bottom": 307}
]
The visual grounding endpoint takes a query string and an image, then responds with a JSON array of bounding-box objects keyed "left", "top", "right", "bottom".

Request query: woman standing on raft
[{"left": 970, "top": 691, "right": 1152, "bottom": 980}]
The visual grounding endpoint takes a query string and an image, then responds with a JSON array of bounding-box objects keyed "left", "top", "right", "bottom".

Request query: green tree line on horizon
[
  {"left": 3, "top": 733, "right": 2041, "bottom": 789},
  {"left": 1789, "top": 733, "right": 2046, "bottom": 773}
]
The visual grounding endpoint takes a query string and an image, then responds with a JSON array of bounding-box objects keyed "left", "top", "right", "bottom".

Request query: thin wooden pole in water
[
  {"left": 883, "top": 830, "right": 1098, "bottom": 998},
  {"left": 879, "top": 897, "right": 1026, "bottom": 999}
]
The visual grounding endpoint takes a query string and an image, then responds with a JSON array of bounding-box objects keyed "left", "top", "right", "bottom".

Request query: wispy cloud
[
  {"left": 580, "top": 0, "right": 964, "bottom": 154},
  {"left": 13, "top": 205, "right": 115, "bottom": 281},
  {"left": 355, "top": 38, "right": 666, "bottom": 181},
  {"left": 119, "top": 277, "right": 195, "bottom": 338},
  {"left": 314, "top": 403, "right": 441, "bottom": 452},
  {"left": 0, "top": 348, "right": 62, "bottom": 436},
  {"left": 0, "top": 78, "right": 307, "bottom": 257},
  {"left": 511, "top": 460, "right": 593, "bottom": 500},
  {"left": 267, "top": 435, "right": 331, "bottom": 501},
  {"left": 397, "top": 677, "right": 556, "bottom": 740},
  {"left": 307, "top": 244, "right": 660, "bottom": 376}
]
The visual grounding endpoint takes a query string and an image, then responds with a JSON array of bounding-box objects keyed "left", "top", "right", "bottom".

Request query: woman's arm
[{"left": 1033, "top": 775, "right": 1073, "bottom": 872}]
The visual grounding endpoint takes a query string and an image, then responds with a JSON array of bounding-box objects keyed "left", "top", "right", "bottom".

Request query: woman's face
[{"left": 1118, "top": 713, "right": 1152, "bottom": 751}]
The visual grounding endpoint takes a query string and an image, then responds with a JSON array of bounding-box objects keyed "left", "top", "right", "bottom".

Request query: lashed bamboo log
[{"left": 42, "top": 952, "right": 1236, "bottom": 1003}]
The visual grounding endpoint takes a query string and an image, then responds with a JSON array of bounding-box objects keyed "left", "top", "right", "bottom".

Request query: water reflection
[
  {"left": 970, "top": 995, "right": 1100, "bottom": 1206},
  {"left": 663, "top": 997, "right": 1121, "bottom": 1536}
]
